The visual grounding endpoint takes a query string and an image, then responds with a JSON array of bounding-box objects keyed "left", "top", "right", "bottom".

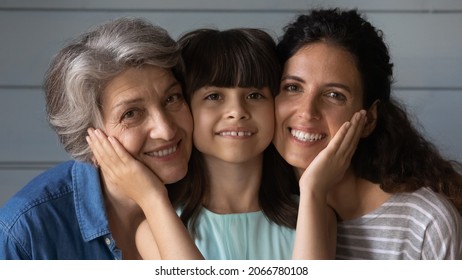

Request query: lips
[
  {"left": 218, "top": 131, "right": 253, "bottom": 137},
  {"left": 144, "top": 141, "right": 179, "bottom": 157},
  {"left": 290, "top": 128, "right": 326, "bottom": 142},
  {"left": 216, "top": 127, "right": 255, "bottom": 137}
]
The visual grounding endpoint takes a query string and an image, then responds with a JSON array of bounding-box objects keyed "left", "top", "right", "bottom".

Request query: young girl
[{"left": 88, "top": 27, "right": 366, "bottom": 259}]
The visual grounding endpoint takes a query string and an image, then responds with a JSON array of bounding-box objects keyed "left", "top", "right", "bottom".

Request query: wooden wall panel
[{"left": 1, "top": 1, "right": 461, "bottom": 205}]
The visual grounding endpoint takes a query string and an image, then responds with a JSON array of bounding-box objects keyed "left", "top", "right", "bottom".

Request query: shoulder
[
  {"left": 382, "top": 187, "right": 461, "bottom": 241},
  {"left": 0, "top": 161, "right": 83, "bottom": 229},
  {"left": 391, "top": 187, "right": 462, "bottom": 259},
  {"left": 388, "top": 187, "right": 459, "bottom": 220}
]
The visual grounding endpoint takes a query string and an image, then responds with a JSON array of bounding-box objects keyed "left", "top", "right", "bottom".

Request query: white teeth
[
  {"left": 219, "top": 131, "right": 252, "bottom": 137},
  {"left": 291, "top": 129, "right": 325, "bottom": 142},
  {"left": 147, "top": 145, "right": 177, "bottom": 157}
]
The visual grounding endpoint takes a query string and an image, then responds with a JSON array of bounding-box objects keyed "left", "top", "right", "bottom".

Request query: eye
[
  {"left": 120, "top": 108, "right": 143, "bottom": 122},
  {"left": 247, "top": 91, "right": 265, "bottom": 100},
  {"left": 205, "top": 93, "right": 222, "bottom": 101},
  {"left": 165, "top": 93, "right": 184, "bottom": 105},
  {"left": 282, "top": 83, "right": 302, "bottom": 93},
  {"left": 324, "top": 91, "right": 347, "bottom": 102}
]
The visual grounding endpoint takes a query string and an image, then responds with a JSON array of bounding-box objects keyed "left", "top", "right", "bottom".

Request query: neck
[
  {"left": 326, "top": 170, "right": 392, "bottom": 221},
  {"left": 202, "top": 155, "right": 262, "bottom": 214}
]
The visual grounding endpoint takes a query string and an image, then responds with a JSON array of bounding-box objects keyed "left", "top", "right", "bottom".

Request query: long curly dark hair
[{"left": 277, "top": 8, "right": 462, "bottom": 214}]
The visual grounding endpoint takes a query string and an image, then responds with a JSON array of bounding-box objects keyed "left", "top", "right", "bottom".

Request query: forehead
[
  {"left": 102, "top": 66, "right": 177, "bottom": 105},
  {"left": 288, "top": 43, "right": 358, "bottom": 75},
  {"left": 284, "top": 42, "right": 363, "bottom": 98}
]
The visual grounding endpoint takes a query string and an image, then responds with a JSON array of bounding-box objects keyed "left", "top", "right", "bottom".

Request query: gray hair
[{"left": 43, "top": 17, "right": 183, "bottom": 162}]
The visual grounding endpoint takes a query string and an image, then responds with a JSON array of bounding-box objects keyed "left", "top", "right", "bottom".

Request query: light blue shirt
[
  {"left": 0, "top": 161, "right": 120, "bottom": 259},
  {"left": 188, "top": 208, "right": 295, "bottom": 260}
]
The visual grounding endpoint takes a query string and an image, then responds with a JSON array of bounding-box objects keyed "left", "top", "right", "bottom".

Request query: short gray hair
[{"left": 43, "top": 17, "right": 183, "bottom": 162}]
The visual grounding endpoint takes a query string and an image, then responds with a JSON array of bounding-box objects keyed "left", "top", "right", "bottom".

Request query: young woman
[{"left": 275, "top": 8, "right": 462, "bottom": 259}]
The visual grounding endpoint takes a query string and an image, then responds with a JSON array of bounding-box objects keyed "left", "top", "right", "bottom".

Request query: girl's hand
[
  {"left": 86, "top": 128, "right": 167, "bottom": 206},
  {"left": 87, "top": 128, "right": 203, "bottom": 260},
  {"left": 293, "top": 110, "right": 367, "bottom": 260},
  {"left": 299, "top": 110, "right": 367, "bottom": 196}
]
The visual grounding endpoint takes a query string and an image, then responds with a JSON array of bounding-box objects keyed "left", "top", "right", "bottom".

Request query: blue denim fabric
[{"left": 0, "top": 161, "right": 122, "bottom": 259}]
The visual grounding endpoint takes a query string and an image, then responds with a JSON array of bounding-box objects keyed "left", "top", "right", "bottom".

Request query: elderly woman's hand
[{"left": 86, "top": 128, "right": 168, "bottom": 208}]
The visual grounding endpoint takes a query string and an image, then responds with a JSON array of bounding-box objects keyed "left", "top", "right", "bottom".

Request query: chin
[
  {"left": 158, "top": 166, "right": 188, "bottom": 185},
  {"left": 286, "top": 155, "right": 313, "bottom": 170}
]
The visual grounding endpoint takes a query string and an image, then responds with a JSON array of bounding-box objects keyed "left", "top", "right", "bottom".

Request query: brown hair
[
  {"left": 172, "top": 28, "right": 299, "bottom": 235},
  {"left": 277, "top": 8, "right": 462, "bottom": 214}
]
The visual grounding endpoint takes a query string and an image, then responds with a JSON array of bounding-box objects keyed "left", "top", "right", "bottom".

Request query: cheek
[
  {"left": 262, "top": 106, "right": 275, "bottom": 134},
  {"left": 192, "top": 109, "right": 210, "bottom": 137},
  {"left": 176, "top": 109, "right": 194, "bottom": 148},
  {"left": 274, "top": 99, "right": 291, "bottom": 135},
  {"left": 326, "top": 111, "right": 353, "bottom": 137},
  {"left": 110, "top": 128, "right": 144, "bottom": 158}
]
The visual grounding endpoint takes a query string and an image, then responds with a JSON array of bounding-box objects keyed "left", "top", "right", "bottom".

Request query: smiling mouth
[
  {"left": 217, "top": 131, "right": 253, "bottom": 137},
  {"left": 290, "top": 129, "right": 326, "bottom": 142},
  {"left": 145, "top": 143, "right": 178, "bottom": 157}
]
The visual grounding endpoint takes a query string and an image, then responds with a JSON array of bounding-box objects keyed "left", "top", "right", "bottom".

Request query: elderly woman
[{"left": 0, "top": 18, "right": 202, "bottom": 259}]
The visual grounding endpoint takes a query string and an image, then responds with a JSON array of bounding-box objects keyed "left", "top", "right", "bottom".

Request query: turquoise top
[{"left": 187, "top": 208, "right": 295, "bottom": 260}]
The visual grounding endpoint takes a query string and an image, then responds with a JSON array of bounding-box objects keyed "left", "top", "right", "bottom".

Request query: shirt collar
[{"left": 72, "top": 161, "right": 111, "bottom": 241}]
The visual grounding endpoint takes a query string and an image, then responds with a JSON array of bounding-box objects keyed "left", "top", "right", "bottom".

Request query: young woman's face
[
  {"left": 190, "top": 86, "right": 274, "bottom": 164},
  {"left": 274, "top": 42, "right": 364, "bottom": 173},
  {"left": 101, "top": 65, "right": 193, "bottom": 184}
]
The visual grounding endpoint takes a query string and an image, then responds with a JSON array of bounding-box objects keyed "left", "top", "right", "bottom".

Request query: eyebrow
[
  {"left": 111, "top": 81, "right": 181, "bottom": 110},
  {"left": 281, "top": 75, "right": 304, "bottom": 83},
  {"left": 281, "top": 75, "right": 351, "bottom": 92},
  {"left": 112, "top": 97, "right": 144, "bottom": 111}
]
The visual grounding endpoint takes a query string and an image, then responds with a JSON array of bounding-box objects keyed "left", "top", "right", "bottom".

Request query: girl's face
[
  {"left": 100, "top": 65, "right": 193, "bottom": 184},
  {"left": 274, "top": 42, "right": 364, "bottom": 175},
  {"left": 190, "top": 86, "right": 274, "bottom": 164}
]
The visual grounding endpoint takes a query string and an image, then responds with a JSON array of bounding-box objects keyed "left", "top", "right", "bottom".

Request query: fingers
[
  {"left": 324, "top": 110, "right": 367, "bottom": 163},
  {"left": 337, "top": 110, "right": 367, "bottom": 166},
  {"left": 107, "top": 135, "right": 134, "bottom": 164},
  {"left": 86, "top": 128, "right": 124, "bottom": 172}
]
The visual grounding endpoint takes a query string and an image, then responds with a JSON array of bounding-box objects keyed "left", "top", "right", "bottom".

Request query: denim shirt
[{"left": 0, "top": 161, "right": 121, "bottom": 259}]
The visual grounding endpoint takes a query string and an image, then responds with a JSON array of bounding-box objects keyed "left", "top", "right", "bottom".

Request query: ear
[{"left": 361, "top": 100, "right": 379, "bottom": 138}]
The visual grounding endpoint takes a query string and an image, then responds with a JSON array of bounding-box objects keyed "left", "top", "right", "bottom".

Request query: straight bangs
[{"left": 182, "top": 29, "right": 280, "bottom": 98}]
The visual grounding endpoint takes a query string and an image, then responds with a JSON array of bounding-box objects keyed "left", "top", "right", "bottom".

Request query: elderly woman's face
[{"left": 101, "top": 65, "right": 193, "bottom": 184}]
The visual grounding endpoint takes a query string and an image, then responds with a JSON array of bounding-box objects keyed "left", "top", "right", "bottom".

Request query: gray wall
[{"left": 1, "top": 0, "right": 462, "bottom": 206}]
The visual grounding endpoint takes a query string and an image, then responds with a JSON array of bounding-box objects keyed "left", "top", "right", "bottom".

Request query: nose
[
  {"left": 298, "top": 93, "right": 321, "bottom": 120},
  {"left": 225, "top": 97, "right": 250, "bottom": 120},
  {"left": 148, "top": 110, "right": 177, "bottom": 140}
]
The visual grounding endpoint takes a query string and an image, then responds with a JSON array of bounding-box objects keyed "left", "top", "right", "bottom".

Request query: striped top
[{"left": 336, "top": 187, "right": 462, "bottom": 259}]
